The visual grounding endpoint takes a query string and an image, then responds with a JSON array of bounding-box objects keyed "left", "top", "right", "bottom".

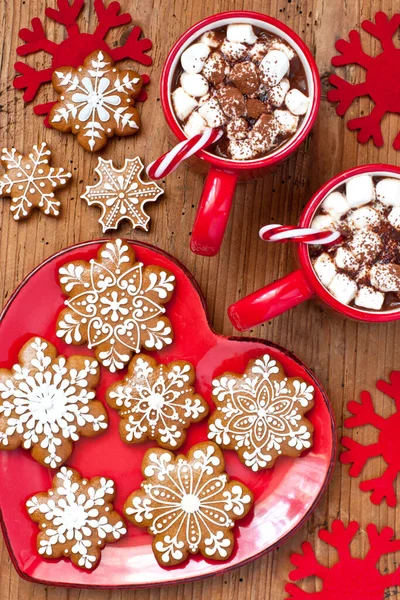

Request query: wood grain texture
[{"left": 1, "top": 0, "right": 400, "bottom": 597}]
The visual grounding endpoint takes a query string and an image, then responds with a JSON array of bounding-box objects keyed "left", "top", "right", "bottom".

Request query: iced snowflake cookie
[
  {"left": 0, "top": 337, "right": 107, "bottom": 468},
  {"left": 81, "top": 157, "right": 163, "bottom": 232},
  {"left": 26, "top": 466, "right": 127, "bottom": 570},
  {"left": 49, "top": 50, "right": 143, "bottom": 152},
  {"left": 208, "top": 354, "right": 314, "bottom": 471},
  {"left": 56, "top": 239, "right": 176, "bottom": 372},
  {"left": 123, "top": 442, "right": 253, "bottom": 566},
  {"left": 106, "top": 354, "right": 209, "bottom": 449},
  {"left": 0, "top": 142, "right": 72, "bottom": 220}
]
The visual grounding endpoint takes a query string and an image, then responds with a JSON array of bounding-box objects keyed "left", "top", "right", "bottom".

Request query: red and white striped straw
[
  {"left": 259, "top": 224, "right": 343, "bottom": 245},
  {"left": 147, "top": 128, "right": 223, "bottom": 180}
]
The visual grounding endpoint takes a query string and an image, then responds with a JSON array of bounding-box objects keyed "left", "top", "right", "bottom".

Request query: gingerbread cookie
[
  {"left": 56, "top": 239, "right": 176, "bottom": 373},
  {"left": 123, "top": 442, "right": 253, "bottom": 566},
  {"left": 0, "top": 337, "right": 107, "bottom": 468},
  {"left": 0, "top": 142, "right": 72, "bottom": 220},
  {"left": 81, "top": 157, "right": 163, "bottom": 232},
  {"left": 106, "top": 354, "right": 209, "bottom": 449},
  {"left": 49, "top": 50, "right": 143, "bottom": 152},
  {"left": 208, "top": 354, "right": 314, "bottom": 471},
  {"left": 26, "top": 466, "right": 127, "bottom": 570}
]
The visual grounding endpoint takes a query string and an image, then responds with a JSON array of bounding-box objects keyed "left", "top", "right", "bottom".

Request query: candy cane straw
[
  {"left": 259, "top": 224, "right": 343, "bottom": 245},
  {"left": 147, "top": 128, "right": 223, "bottom": 180}
]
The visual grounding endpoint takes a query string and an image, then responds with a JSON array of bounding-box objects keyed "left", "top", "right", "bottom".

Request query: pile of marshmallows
[
  {"left": 172, "top": 23, "right": 310, "bottom": 160},
  {"left": 312, "top": 175, "right": 400, "bottom": 311}
]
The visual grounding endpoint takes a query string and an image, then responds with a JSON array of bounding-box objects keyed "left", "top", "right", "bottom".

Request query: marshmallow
[
  {"left": 181, "top": 43, "right": 210, "bottom": 74},
  {"left": 347, "top": 206, "right": 381, "bottom": 231},
  {"left": 268, "top": 77, "right": 290, "bottom": 107},
  {"left": 202, "top": 52, "right": 229, "bottom": 85},
  {"left": 321, "top": 191, "right": 350, "bottom": 219},
  {"left": 180, "top": 72, "right": 209, "bottom": 97},
  {"left": 248, "top": 114, "right": 280, "bottom": 154},
  {"left": 226, "top": 24, "right": 257, "bottom": 45},
  {"left": 220, "top": 40, "right": 248, "bottom": 61},
  {"left": 370, "top": 263, "right": 400, "bottom": 292},
  {"left": 198, "top": 98, "right": 227, "bottom": 128},
  {"left": 388, "top": 206, "right": 400, "bottom": 230},
  {"left": 355, "top": 286, "right": 385, "bottom": 311},
  {"left": 376, "top": 178, "right": 400, "bottom": 207},
  {"left": 355, "top": 264, "right": 371, "bottom": 284},
  {"left": 274, "top": 109, "right": 299, "bottom": 134},
  {"left": 228, "top": 139, "right": 256, "bottom": 161},
  {"left": 200, "top": 31, "right": 221, "bottom": 48},
  {"left": 249, "top": 41, "right": 270, "bottom": 62},
  {"left": 269, "top": 41, "right": 296, "bottom": 61},
  {"left": 260, "top": 50, "right": 290, "bottom": 87},
  {"left": 345, "top": 174, "right": 375, "bottom": 208},
  {"left": 227, "top": 117, "right": 249, "bottom": 140},
  {"left": 285, "top": 88, "right": 309, "bottom": 115},
  {"left": 349, "top": 230, "right": 383, "bottom": 263},
  {"left": 183, "top": 111, "right": 207, "bottom": 137},
  {"left": 311, "top": 214, "right": 337, "bottom": 231},
  {"left": 172, "top": 87, "right": 198, "bottom": 121},
  {"left": 328, "top": 273, "right": 358, "bottom": 305},
  {"left": 334, "top": 247, "right": 359, "bottom": 273},
  {"left": 313, "top": 253, "right": 337, "bottom": 286}
]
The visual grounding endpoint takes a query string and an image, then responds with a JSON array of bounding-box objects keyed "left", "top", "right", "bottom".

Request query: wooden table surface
[{"left": 1, "top": 0, "right": 400, "bottom": 598}]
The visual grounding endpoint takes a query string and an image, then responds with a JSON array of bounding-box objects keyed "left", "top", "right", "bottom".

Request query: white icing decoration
[
  {"left": 125, "top": 444, "right": 252, "bottom": 564},
  {"left": 208, "top": 354, "right": 314, "bottom": 471},
  {"left": 0, "top": 143, "right": 72, "bottom": 220},
  {"left": 108, "top": 356, "right": 207, "bottom": 447},
  {"left": 57, "top": 239, "right": 176, "bottom": 372},
  {"left": 26, "top": 467, "right": 126, "bottom": 570},
  {"left": 0, "top": 338, "right": 105, "bottom": 467},
  {"left": 51, "top": 51, "right": 140, "bottom": 151}
]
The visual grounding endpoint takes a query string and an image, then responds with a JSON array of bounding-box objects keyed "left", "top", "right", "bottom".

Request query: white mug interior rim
[
  {"left": 167, "top": 16, "right": 315, "bottom": 164},
  {"left": 308, "top": 170, "right": 400, "bottom": 315}
]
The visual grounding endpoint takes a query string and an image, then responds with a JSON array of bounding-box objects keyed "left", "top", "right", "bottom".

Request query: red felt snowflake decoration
[
  {"left": 285, "top": 520, "right": 400, "bottom": 600},
  {"left": 340, "top": 371, "right": 400, "bottom": 507},
  {"left": 14, "top": 0, "right": 152, "bottom": 125},
  {"left": 327, "top": 12, "right": 400, "bottom": 149}
]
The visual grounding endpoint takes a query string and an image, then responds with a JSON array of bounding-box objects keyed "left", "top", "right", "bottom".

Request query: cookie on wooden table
[
  {"left": 208, "top": 353, "right": 314, "bottom": 471},
  {"left": 26, "top": 466, "right": 127, "bottom": 570},
  {"left": 106, "top": 353, "right": 209, "bottom": 449},
  {"left": 123, "top": 441, "right": 253, "bottom": 566},
  {"left": 0, "top": 337, "right": 107, "bottom": 468}
]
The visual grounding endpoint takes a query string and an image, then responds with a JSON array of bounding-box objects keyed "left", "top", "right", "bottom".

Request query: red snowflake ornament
[
  {"left": 327, "top": 12, "right": 400, "bottom": 149},
  {"left": 14, "top": 0, "right": 152, "bottom": 125},
  {"left": 341, "top": 371, "right": 400, "bottom": 507},
  {"left": 285, "top": 520, "right": 400, "bottom": 600}
]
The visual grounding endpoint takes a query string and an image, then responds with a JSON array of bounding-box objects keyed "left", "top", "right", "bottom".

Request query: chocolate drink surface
[
  {"left": 310, "top": 175, "right": 400, "bottom": 312},
  {"left": 171, "top": 23, "right": 309, "bottom": 160}
]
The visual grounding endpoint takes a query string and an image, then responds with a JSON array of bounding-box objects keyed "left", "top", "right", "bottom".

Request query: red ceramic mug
[
  {"left": 229, "top": 164, "right": 400, "bottom": 330},
  {"left": 160, "top": 10, "right": 321, "bottom": 256}
]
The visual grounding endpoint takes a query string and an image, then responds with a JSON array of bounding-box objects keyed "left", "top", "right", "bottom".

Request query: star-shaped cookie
[
  {"left": 81, "top": 157, "right": 163, "bottom": 231},
  {"left": 0, "top": 142, "right": 72, "bottom": 220}
]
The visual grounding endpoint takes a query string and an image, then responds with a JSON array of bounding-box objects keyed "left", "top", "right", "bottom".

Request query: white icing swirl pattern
[
  {"left": 123, "top": 442, "right": 253, "bottom": 566},
  {"left": 208, "top": 354, "right": 314, "bottom": 471}
]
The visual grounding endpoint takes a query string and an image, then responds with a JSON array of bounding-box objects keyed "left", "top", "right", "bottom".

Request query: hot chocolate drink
[
  {"left": 310, "top": 174, "right": 400, "bottom": 312},
  {"left": 171, "top": 23, "right": 309, "bottom": 160}
]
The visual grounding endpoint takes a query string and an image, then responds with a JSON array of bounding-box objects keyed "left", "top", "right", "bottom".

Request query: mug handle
[
  {"left": 190, "top": 167, "right": 239, "bottom": 256},
  {"left": 228, "top": 269, "right": 315, "bottom": 331}
]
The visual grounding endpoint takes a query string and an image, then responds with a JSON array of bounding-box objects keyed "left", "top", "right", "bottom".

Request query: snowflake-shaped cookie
[
  {"left": 208, "top": 354, "right": 315, "bottom": 472},
  {"left": 27, "top": 466, "right": 127, "bottom": 570},
  {"left": 124, "top": 442, "right": 253, "bottom": 566},
  {"left": 49, "top": 50, "right": 142, "bottom": 151},
  {"left": 0, "top": 337, "right": 107, "bottom": 468},
  {"left": 81, "top": 157, "right": 163, "bottom": 232},
  {"left": 56, "top": 239, "right": 176, "bottom": 373},
  {"left": 106, "top": 354, "right": 209, "bottom": 449},
  {"left": 0, "top": 142, "right": 72, "bottom": 220}
]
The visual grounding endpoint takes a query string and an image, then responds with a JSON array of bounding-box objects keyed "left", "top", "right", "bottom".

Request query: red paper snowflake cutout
[
  {"left": 14, "top": 0, "right": 152, "bottom": 125},
  {"left": 285, "top": 520, "right": 400, "bottom": 600},
  {"left": 341, "top": 371, "right": 400, "bottom": 507},
  {"left": 327, "top": 12, "right": 400, "bottom": 149}
]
